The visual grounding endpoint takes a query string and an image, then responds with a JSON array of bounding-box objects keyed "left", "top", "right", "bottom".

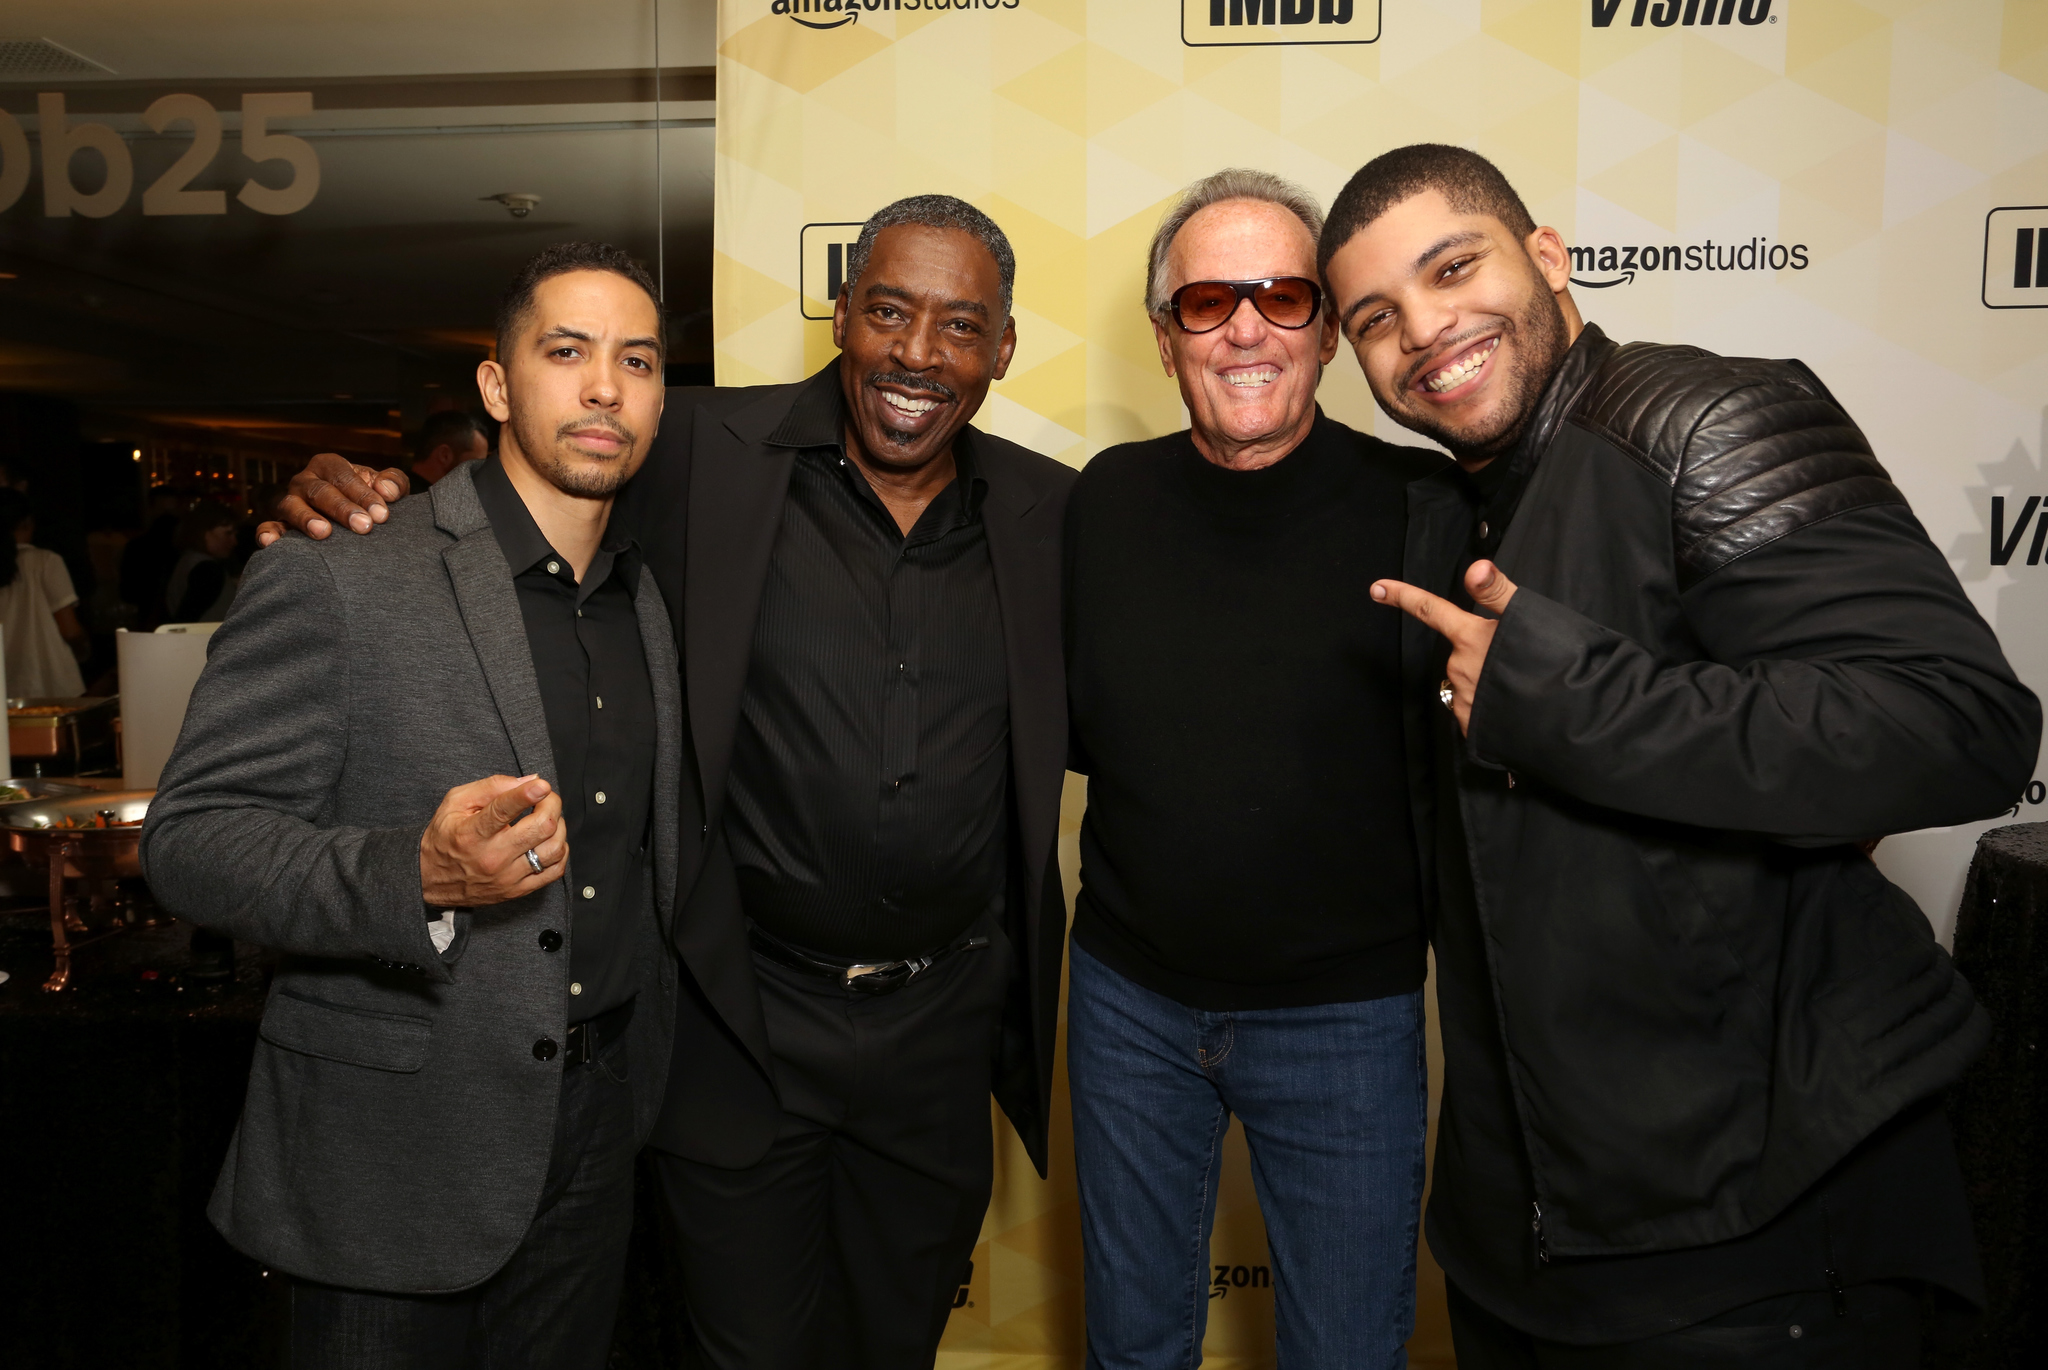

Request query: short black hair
[
  {"left": 413, "top": 409, "right": 481, "bottom": 463},
  {"left": 1318, "top": 145, "right": 1537, "bottom": 278},
  {"left": 844, "top": 195, "right": 1016, "bottom": 317},
  {"left": 495, "top": 242, "right": 664, "bottom": 360}
]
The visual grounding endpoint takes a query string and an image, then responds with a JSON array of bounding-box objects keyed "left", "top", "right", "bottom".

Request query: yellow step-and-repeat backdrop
[{"left": 710, "top": 2, "right": 2048, "bottom": 1365}]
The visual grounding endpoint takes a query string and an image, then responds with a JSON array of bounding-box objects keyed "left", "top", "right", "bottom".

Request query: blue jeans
[{"left": 1068, "top": 941, "right": 1428, "bottom": 1370}]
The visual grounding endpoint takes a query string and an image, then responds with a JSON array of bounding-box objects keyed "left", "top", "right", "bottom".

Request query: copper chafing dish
[
  {"left": 1, "top": 789, "right": 153, "bottom": 991},
  {"left": 8, "top": 695, "right": 119, "bottom": 773}
]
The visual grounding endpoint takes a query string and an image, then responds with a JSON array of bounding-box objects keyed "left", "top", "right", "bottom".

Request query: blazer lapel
[
  {"left": 432, "top": 466, "right": 558, "bottom": 786},
  {"left": 683, "top": 402, "right": 796, "bottom": 830},
  {"left": 978, "top": 439, "right": 1065, "bottom": 934},
  {"left": 633, "top": 565, "right": 684, "bottom": 936}
]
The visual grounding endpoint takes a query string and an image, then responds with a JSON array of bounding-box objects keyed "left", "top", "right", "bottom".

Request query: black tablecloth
[
  {"left": 0, "top": 917, "right": 689, "bottom": 1369},
  {"left": 1947, "top": 822, "right": 2048, "bottom": 1369}
]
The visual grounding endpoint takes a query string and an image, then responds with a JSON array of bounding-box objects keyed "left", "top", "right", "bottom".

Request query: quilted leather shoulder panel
[{"left": 1567, "top": 343, "right": 1905, "bottom": 587}]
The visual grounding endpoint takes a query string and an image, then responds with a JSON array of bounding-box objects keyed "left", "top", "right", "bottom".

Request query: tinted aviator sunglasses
[{"left": 1168, "top": 277, "right": 1323, "bottom": 334}]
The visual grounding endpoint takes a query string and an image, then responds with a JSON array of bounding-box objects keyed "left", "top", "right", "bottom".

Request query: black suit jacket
[{"left": 619, "top": 373, "right": 1074, "bottom": 1176}]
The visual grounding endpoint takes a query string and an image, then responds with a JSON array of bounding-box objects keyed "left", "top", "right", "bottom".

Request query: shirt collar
[
  {"left": 472, "top": 455, "right": 637, "bottom": 578},
  {"left": 768, "top": 358, "right": 987, "bottom": 520}
]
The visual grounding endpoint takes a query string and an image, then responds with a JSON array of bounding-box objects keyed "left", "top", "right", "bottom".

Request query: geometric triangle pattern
[{"left": 716, "top": 4, "right": 2047, "bottom": 1367}]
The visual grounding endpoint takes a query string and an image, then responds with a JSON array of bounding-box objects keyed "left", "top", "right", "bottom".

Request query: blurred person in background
[
  {"left": 120, "top": 486, "right": 188, "bottom": 629},
  {"left": 0, "top": 488, "right": 88, "bottom": 697},
  {"left": 410, "top": 410, "right": 488, "bottom": 489},
  {"left": 165, "top": 501, "right": 240, "bottom": 624}
]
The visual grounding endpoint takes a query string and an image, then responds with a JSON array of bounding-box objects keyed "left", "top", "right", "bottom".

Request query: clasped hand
[
  {"left": 1370, "top": 560, "right": 1519, "bottom": 736},
  {"left": 421, "top": 775, "right": 568, "bottom": 907}
]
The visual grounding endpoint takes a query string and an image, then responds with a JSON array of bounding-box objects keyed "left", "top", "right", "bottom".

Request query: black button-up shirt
[
  {"left": 473, "top": 458, "right": 655, "bottom": 1017},
  {"left": 725, "top": 365, "right": 1011, "bottom": 961}
]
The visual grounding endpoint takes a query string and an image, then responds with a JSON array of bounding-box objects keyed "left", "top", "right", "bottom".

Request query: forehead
[
  {"left": 527, "top": 269, "right": 660, "bottom": 334},
  {"left": 1166, "top": 199, "right": 1316, "bottom": 285},
  {"left": 1328, "top": 190, "right": 1509, "bottom": 291},
  {"left": 860, "top": 224, "right": 1003, "bottom": 300}
]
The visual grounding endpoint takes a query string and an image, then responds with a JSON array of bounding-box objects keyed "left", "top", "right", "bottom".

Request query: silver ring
[
  {"left": 524, "top": 848, "right": 543, "bottom": 874},
  {"left": 1439, "top": 678, "right": 1456, "bottom": 711}
]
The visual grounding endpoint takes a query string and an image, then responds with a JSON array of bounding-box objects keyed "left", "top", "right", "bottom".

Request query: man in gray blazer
[{"left": 141, "top": 242, "right": 681, "bottom": 1370}]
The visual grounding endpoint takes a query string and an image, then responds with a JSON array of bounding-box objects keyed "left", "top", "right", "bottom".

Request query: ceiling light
[
  {"left": 481, "top": 192, "right": 542, "bottom": 219},
  {"left": 131, "top": 449, "right": 141, "bottom": 461}
]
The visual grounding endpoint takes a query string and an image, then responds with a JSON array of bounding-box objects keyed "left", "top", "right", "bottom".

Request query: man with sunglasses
[{"left": 1063, "top": 168, "right": 1442, "bottom": 1369}]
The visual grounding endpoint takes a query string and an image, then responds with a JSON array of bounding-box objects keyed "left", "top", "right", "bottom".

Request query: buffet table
[{"left": 1947, "top": 822, "right": 2048, "bottom": 1370}]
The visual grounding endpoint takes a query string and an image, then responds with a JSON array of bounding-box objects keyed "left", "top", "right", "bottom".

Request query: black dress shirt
[
  {"left": 473, "top": 458, "right": 656, "bottom": 1017},
  {"left": 725, "top": 366, "right": 1011, "bottom": 961}
]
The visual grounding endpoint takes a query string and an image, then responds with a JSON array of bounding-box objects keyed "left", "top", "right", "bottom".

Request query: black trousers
[
  {"left": 655, "top": 929, "right": 1009, "bottom": 1370},
  {"left": 1447, "top": 1279, "right": 1927, "bottom": 1369},
  {"left": 286, "top": 1030, "right": 638, "bottom": 1370}
]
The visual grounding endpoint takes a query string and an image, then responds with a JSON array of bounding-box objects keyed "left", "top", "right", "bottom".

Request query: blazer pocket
[{"left": 260, "top": 989, "right": 432, "bottom": 1073}]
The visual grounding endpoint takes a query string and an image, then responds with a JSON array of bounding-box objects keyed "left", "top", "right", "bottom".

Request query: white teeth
[
  {"left": 1223, "top": 368, "right": 1279, "bottom": 387},
  {"left": 1425, "top": 338, "right": 1499, "bottom": 393},
  {"left": 882, "top": 392, "right": 941, "bottom": 415}
]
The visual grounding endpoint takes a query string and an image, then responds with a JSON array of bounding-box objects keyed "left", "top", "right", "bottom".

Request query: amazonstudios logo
[
  {"left": 773, "top": 0, "right": 1019, "bottom": 27},
  {"left": 1568, "top": 236, "right": 1808, "bottom": 289}
]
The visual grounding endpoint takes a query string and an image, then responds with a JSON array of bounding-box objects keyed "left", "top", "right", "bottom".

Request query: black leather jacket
[{"left": 1403, "top": 325, "right": 2039, "bottom": 1258}]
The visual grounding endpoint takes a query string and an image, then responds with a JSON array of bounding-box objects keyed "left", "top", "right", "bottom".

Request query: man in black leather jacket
[{"left": 1320, "top": 144, "right": 2041, "bottom": 1366}]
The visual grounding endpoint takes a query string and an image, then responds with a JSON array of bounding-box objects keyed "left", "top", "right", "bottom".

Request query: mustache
[
  {"left": 556, "top": 414, "right": 637, "bottom": 450},
  {"left": 867, "top": 371, "right": 956, "bottom": 402}
]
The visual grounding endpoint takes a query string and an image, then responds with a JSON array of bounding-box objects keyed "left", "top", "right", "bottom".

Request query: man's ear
[
  {"left": 1152, "top": 316, "right": 1176, "bottom": 378},
  {"left": 476, "top": 359, "right": 512, "bottom": 423},
  {"left": 991, "top": 314, "right": 1017, "bottom": 382},
  {"left": 831, "top": 287, "right": 849, "bottom": 351},
  {"left": 1526, "top": 226, "right": 1573, "bottom": 294}
]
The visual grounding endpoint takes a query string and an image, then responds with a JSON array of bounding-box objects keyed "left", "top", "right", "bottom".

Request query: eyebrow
[
  {"left": 1338, "top": 231, "right": 1492, "bottom": 327},
  {"left": 536, "top": 325, "right": 665, "bottom": 355},
  {"left": 863, "top": 281, "right": 990, "bottom": 320}
]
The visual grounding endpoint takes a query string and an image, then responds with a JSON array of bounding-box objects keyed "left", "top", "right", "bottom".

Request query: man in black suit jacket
[{"left": 268, "top": 197, "right": 1074, "bottom": 1370}]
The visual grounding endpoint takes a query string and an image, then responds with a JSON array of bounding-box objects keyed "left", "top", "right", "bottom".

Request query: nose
[
  {"left": 1221, "top": 294, "right": 1267, "bottom": 349},
  {"left": 1401, "top": 292, "right": 1456, "bottom": 355}
]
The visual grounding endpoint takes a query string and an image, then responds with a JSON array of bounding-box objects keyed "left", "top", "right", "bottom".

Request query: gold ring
[{"left": 1439, "top": 679, "right": 1456, "bottom": 710}]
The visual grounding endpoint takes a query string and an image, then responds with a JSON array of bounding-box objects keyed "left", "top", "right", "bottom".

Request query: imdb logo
[{"left": 1181, "top": 0, "right": 1379, "bottom": 47}]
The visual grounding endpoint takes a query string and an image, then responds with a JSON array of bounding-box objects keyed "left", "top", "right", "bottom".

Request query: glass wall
[{"left": 0, "top": 0, "right": 713, "bottom": 686}]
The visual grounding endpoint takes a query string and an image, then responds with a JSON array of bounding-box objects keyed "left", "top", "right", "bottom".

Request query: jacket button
[
  {"left": 533, "top": 1037, "right": 558, "bottom": 1061},
  {"left": 538, "top": 929, "right": 562, "bottom": 952}
]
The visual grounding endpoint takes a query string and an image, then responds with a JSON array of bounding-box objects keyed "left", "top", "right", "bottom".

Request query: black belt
[
  {"left": 565, "top": 995, "right": 635, "bottom": 1067},
  {"left": 748, "top": 924, "right": 989, "bottom": 995}
]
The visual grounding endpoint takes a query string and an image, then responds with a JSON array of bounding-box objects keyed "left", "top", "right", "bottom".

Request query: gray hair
[
  {"left": 1145, "top": 169, "right": 1326, "bottom": 318},
  {"left": 843, "top": 194, "right": 1016, "bottom": 318}
]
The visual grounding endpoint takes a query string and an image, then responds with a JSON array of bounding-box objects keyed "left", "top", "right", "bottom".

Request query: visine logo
[
  {"left": 1183, "top": 0, "right": 1379, "bottom": 46},
  {"left": 1591, "top": 0, "right": 1775, "bottom": 26}
]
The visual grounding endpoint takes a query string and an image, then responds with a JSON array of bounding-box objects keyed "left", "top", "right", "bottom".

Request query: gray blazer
[{"left": 140, "top": 461, "right": 681, "bottom": 1294}]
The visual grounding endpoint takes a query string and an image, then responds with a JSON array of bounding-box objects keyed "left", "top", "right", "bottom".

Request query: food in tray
[
  {"left": 35, "top": 813, "right": 141, "bottom": 830},
  {"left": 9, "top": 704, "right": 77, "bottom": 717}
]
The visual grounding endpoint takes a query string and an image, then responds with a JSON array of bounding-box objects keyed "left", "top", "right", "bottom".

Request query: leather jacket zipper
[{"left": 1531, "top": 1201, "right": 1550, "bottom": 1263}]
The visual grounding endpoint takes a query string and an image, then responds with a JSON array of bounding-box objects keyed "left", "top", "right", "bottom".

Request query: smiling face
[
  {"left": 1323, "top": 189, "right": 1580, "bottom": 465},
  {"left": 832, "top": 224, "right": 1015, "bottom": 476},
  {"left": 1154, "top": 198, "right": 1338, "bottom": 471},
  {"left": 480, "top": 268, "right": 665, "bottom": 497}
]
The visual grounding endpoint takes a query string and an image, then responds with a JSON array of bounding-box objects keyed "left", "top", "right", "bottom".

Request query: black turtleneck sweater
[{"left": 1064, "top": 411, "right": 1438, "bottom": 1010}]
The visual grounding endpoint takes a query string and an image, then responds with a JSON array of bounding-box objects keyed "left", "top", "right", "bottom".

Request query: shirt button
[
  {"left": 595, "top": 696, "right": 603, "bottom": 709},
  {"left": 546, "top": 560, "right": 560, "bottom": 574},
  {"left": 538, "top": 928, "right": 562, "bottom": 952},
  {"left": 595, "top": 791, "right": 607, "bottom": 804},
  {"left": 1479, "top": 520, "right": 1490, "bottom": 539},
  {"left": 533, "top": 1037, "right": 558, "bottom": 1061},
  {"left": 583, "top": 885, "right": 596, "bottom": 899},
  {"left": 570, "top": 982, "right": 583, "bottom": 996}
]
